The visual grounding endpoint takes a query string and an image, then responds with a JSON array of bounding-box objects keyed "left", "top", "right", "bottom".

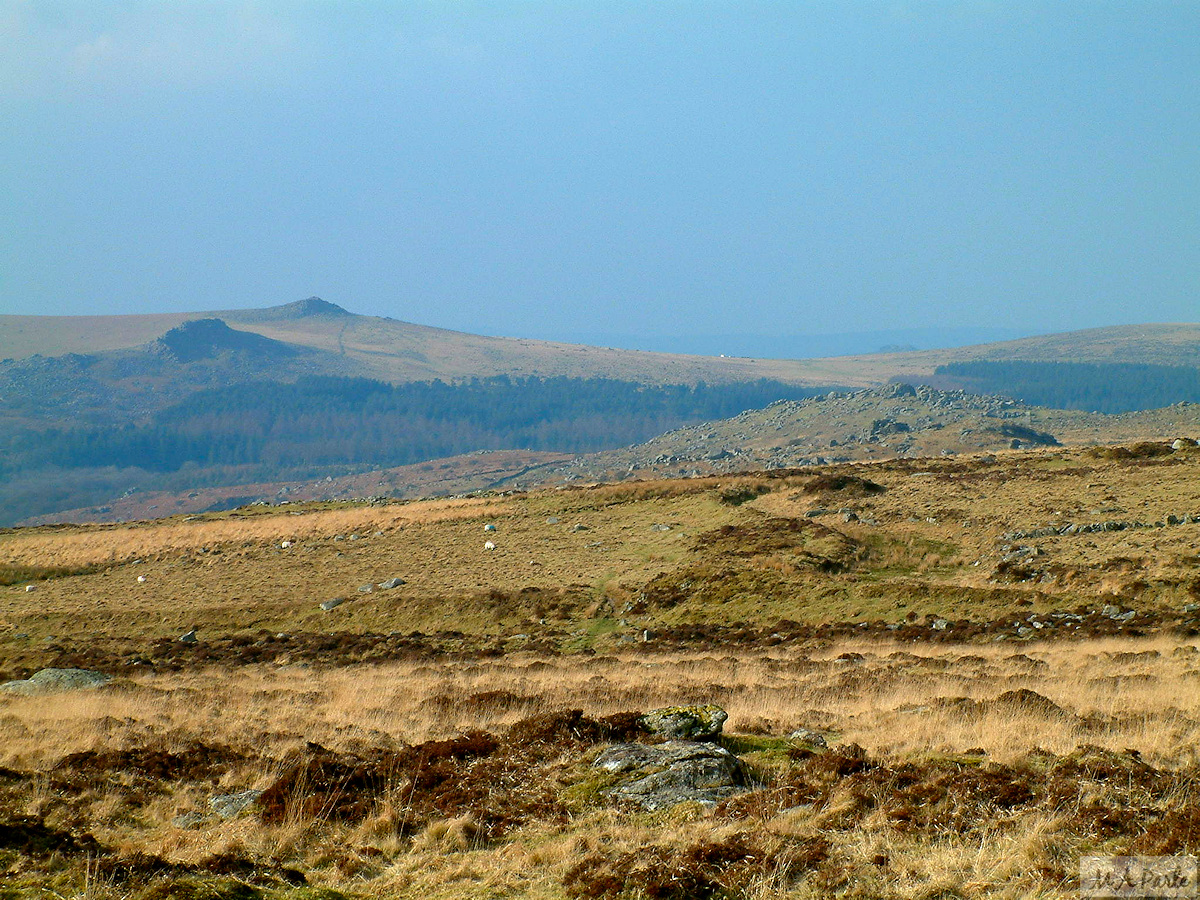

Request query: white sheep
[{"left": 484, "top": 540, "right": 496, "bottom": 551}]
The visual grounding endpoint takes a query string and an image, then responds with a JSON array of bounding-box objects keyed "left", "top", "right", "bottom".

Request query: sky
[{"left": 1, "top": 1, "right": 1198, "bottom": 353}]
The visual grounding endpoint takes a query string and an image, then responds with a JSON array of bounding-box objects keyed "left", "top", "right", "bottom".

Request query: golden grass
[
  {"left": 0, "top": 496, "right": 515, "bottom": 570},
  {"left": 2, "top": 634, "right": 1196, "bottom": 769},
  {"left": 1, "top": 633, "right": 1196, "bottom": 899}
]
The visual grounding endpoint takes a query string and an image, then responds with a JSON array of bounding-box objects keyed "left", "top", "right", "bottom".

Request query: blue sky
[{"left": 2, "top": 2, "right": 1197, "bottom": 351}]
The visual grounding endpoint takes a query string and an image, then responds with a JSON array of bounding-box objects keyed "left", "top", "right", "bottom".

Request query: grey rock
[
  {"left": 357, "top": 584, "right": 375, "bottom": 593},
  {"left": 650, "top": 523, "right": 672, "bottom": 532},
  {"left": 209, "top": 790, "right": 262, "bottom": 819},
  {"left": 931, "top": 618, "right": 950, "bottom": 631},
  {"left": 0, "top": 668, "right": 112, "bottom": 695},
  {"left": 320, "top": 597, "right": 345, "bottom": 611},
  {"left": 572, "top": 523, "right": 590, "bottom": 532},
  {"left": 788, "top": 728, "right": 828, "bottom": 748},
  {"left": 641, "top": 704, "right": 728, "bottom": 741},
  {"left": 179, "top": 630, "right": 199, "bottom": 644},
  {"left": 377, "top": 577, "right": 406, "bottom": 589},
  {"left": 546, "top": 517, "right": 560, "bottom": 525},
  {"left": 594, "top": 740, "right": 748, "bottom": 810}
]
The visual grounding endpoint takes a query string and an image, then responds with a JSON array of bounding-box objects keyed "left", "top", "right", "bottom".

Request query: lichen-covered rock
[
  {"left": 640, "top": 704, "right": 728, "bottom": 740},
  {"left": 594, "top": 740, "right": 748, "bottom": 810},
  {"left": 0, "top": 668, "right": 112, "bottom": 695}
]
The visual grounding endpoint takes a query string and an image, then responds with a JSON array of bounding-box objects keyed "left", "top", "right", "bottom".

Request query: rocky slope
[{"left": 517, "top": 383, "right": 1200, "bottom": 487}]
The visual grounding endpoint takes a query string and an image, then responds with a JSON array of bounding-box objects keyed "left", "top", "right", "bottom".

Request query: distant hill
[
  {"left": 4, "top": 299, "right": 1196, "bottom": 389},
  {"left": 0, "top": 298, "right": 856, "bottom": 388}
]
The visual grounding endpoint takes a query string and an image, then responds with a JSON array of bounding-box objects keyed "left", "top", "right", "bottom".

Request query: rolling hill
[{"left": 4, "top": 298, "right": 1198, "bottom": 388}]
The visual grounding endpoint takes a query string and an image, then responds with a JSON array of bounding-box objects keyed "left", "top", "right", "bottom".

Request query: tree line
[
  {"left": 4, "top": 375, "right": 827, "bottom": 477},
  {"left": 935, "top": 360, "right": 1200, "bottom": 414}
]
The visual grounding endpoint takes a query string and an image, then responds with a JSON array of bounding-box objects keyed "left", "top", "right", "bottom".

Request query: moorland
[{"left": 1, "top": 438, "right": 1199, "bottom": 899}]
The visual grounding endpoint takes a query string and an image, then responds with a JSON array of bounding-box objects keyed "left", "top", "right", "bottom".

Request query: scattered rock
[
  {"left": 651, "top": 523, "right": 672, "bottom": 532},
  {"left": 376, "top": 577, "right": 405, "bottom": 590},
  {"left": 594, "top": 740, "right": 749, "bottom": 810},
  {"left": 179, "top": 630, "right": 199, "bottom": 644},
  {"left": 320, "top": 598, "right": 346, "bottom": 611},
  {"left": 640, "top": 705, "right": 728, "bottom": 741},
  {"left": 357, "top": 584, "right": 374, "bottom": 593},
  {"left": 0, "top": 668, "right": 112, "bottom": 695},
  {"left": 546, "top": 517, "right": 560, "bottom": 525},
  {"left": 572, "top": 523, "right": 590, "bottom": 532}
]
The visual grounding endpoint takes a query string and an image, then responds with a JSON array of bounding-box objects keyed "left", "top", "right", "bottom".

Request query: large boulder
[
  {"left": 640, "top": 704, "right": 728, "bottom": 741},
  {"left": 0, "top": 668, "right": 111, "bottom": 695},
  {"left": 594, "top": 740, "right": 748, "bottom": 810}
]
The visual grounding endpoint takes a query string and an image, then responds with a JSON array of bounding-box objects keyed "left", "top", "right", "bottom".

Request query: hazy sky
[{"left": 2, "top": 1, "right": 1197, "bottom": 346}]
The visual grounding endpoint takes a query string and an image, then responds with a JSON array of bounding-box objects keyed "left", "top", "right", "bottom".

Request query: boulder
[
  {"left": 640, "top": 704, "right": 728, "bottom": 741},
  {"left": 593, "top": 741, "right": 748, "bottom": 810},
  {"left": 0, "top": 668, "right": 111, "bottom": 695}
]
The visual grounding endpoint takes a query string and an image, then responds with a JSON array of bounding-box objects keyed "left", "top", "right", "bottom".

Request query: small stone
[
  {"left": 376, "top": 577, "right": 405, "bottom": 589},
  {"left": 179, "top": 630, "right": 198, "bottom": 644},
  {"left": 572, "top": 523, "right": 589, "bottom": 532},
  {"left": 209, "top": 789, "right": 262, "bottom": 819},
  {"left": 546, "top": 517, "right": 560, "bottom": 525},
  {"left": 788, "top": 728, "right": 828, "bottom": 748},
  {"left": 320, "top": 598, "right": 345, "bottom": 611},
  {"left": 357, "top": 584, "right": 374, "bottom": 593}
]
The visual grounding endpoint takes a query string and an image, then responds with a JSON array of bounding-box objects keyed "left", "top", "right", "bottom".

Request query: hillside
[
  {"left": 0, "top": 445, "right": 1198, "bottom": 898},
  {"left": 516, "top": 383, "right": 1200, "bottom": 487},
  {"left": 23, "top": 383, "right": 1200, "bottom": 526}
]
